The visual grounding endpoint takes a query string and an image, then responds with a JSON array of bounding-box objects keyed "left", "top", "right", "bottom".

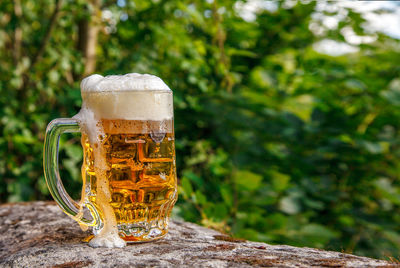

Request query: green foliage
[{"left": 1, "top": 0, "right": 400, "bottom": 259}]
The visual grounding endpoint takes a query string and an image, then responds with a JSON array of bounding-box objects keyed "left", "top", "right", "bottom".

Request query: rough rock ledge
[{"left": 0, "top": 202, "right": 396, "bottom": 267}]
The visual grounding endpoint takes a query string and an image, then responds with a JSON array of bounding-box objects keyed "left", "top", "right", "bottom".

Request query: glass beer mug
[{"left": 43, "top": 73, "right": 177, "bottom": 248}]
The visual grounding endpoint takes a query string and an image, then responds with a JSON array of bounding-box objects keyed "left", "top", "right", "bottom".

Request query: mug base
[
  {"left": 122, "top": 232, "right": 168, "bottom": 243},
  {"left": 119, "top": 225, "right": 169, "bottom": 243}
]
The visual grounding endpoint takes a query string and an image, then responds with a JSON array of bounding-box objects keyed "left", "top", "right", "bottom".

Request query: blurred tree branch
[
  {"left": 212, "top": 1, "right": 233, "bottom": 93},
  {"left": 78, "top": 0, "right": 101, "bottom": 78},
  {"left": 12, "top": 0, "right": 22, "bottom": 64}
]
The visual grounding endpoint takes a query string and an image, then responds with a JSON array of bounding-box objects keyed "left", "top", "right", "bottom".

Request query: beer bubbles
[{"left": 72, "top": 73, "right": 176, "bottom": 248}]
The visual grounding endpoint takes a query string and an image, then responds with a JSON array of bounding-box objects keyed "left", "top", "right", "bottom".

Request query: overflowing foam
[{"left": 74, "top": 73, "right": 173, "bottom": 248}]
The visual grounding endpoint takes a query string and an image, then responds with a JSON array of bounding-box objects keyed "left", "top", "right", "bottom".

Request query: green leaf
[
  {"left": 181, "top": 177, "right": 193, "bottom": 198},
  {"left": 234, "top": 170, "right": 263, "bottom": 191},
  {"left": 297, "top": 224, "right": 339, "bottom": 247},
  {"left": 220, "top": 185, "right": 233, "bottom": 207},
  {"left": 64, "top": 144, "right": 83, "bottom": 161},
  {"left": 194, "top": 190, "right": 207, "bottom": 205},
  {"left": 271, "top": 170, "right": 290, "bottom": 192}
]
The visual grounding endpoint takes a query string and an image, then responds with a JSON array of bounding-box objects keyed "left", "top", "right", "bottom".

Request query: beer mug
[{"left": 43, "top": 73, "right": 177, "bottom": 247}]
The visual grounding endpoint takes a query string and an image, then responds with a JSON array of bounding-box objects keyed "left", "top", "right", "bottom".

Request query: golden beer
[
  {"left": 44, "top": 73, "right": 177, "bottom": 247},
  {"left": 82, "top": 119, "right": 177, "bottom": 241}
]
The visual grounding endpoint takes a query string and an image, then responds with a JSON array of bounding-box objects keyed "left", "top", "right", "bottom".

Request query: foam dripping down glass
[{"left": 43, "top": 73, "right": 178, "bottom": 248}]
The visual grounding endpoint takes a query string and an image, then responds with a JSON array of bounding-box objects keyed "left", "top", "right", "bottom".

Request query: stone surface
[{"left": 0, "top": 201, "right": 396, "bottom": 267}]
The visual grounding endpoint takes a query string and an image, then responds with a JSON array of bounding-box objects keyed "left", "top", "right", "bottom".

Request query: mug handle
[{"left": 43, "top": 118, "right": 99, "bottom": 227}]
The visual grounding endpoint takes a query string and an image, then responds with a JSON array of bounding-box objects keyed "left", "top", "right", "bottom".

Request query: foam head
[
  {"left": 80, "top": 73, "right": 171, "bottom": 92},
  {"left": 79, "top": 73, "right": 173, "bottom": 121}
]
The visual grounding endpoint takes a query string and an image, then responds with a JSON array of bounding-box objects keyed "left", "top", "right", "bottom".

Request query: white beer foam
[
  {"left": 79, "top": 73, "right": 173, "bottom": 121},
  {"left": 81, "top": 73, "right": 171, "bottom": 92},
  {"left": 89, "top": 232, "right": 126, "bottom": 248}
]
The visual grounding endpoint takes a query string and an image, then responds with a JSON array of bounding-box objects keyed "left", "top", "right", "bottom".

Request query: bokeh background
[{"left": 1, "top": 0, "right": 400, "bottom": 259}]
